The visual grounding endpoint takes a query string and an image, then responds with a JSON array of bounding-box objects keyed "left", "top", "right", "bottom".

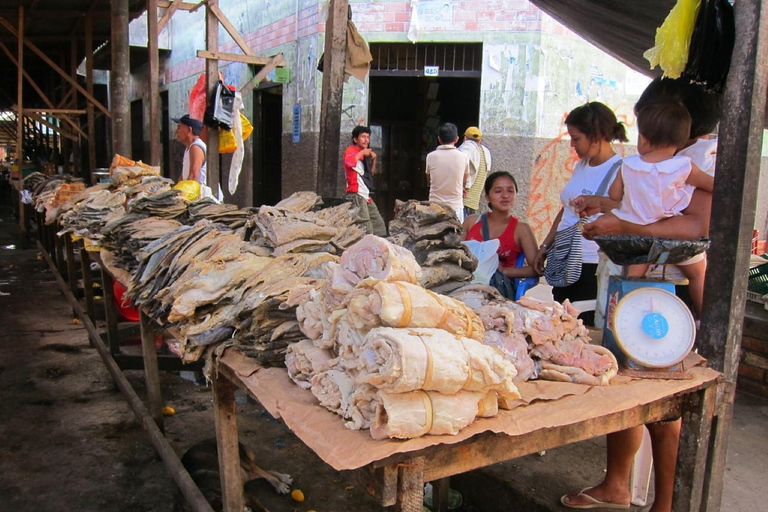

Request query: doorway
[
  {"left": 130, "top": 99, "right": 144, "bottom": 162},
  {"left": 369, "top": 75, "right": 481, "bottom": 222},
  {"left": 252, "top": 85, "right": 283, "bottom": 207}
]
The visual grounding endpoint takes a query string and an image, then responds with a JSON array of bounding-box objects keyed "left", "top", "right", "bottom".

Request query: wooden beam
[
  {"left": 25, "top": 114, "right": 78, "bottom": 143},
  {"left": 157, "top": 0, "right": 182, "bottom": 34},
  {"left": 213, "top": 372, "right": 245, "bottom": 512},
  {"left": 698, "top": 2, "right": 768, "bottom": 511},
  {"left": 148, "top": 0, "right": 161, "bottom": 166},
  {"left": 58, "top": 87, "right": 76, "bottom": 109},
  {"left": 196, "top": 50, "right": 286, "bottom": 66},
  {"left": 317, "top": 0, "right": 349, "bottom": 198},
  {"left": 239, "top": 54, "right": 283, "bottom": 95},
  {"left": 111, "top": 0, "right": 130, "bottom": 155},
  {"left": 16, "top": 5, "right": 25, "bottom": 241},
  {"left": 205, "top": 1, "right": 220, "bottom": 195},
  {"left": 85, "top": 13, "right": 96, "bottom": 173},
  {"left": 207, "top": 2, "right": 254, "bottom": 56},
  {"left": 0, "top": 15, "right": 111, "bottom": 118},
  {"left": 70, "top": 40, "right": 80, "bottom": 176},
  {"left": 157, "top": 1, "right": 204, "bottom": 12},
  {"left": 22, "top": 108, "right": 86, "bottom": 115}
]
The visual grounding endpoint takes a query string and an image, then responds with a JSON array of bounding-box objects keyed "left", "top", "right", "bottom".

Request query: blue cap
[{"left": 172, "top": 114, "right": 203, "bottom": 135}]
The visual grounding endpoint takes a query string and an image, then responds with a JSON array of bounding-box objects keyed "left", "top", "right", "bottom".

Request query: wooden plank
[
  {"left": 85, "top": 13, "right": 96, "bottom": 174},
  {"left": 0, "top": 16, "right": 111, "bottom": 118},
  {"left": 239, "top": 54, "right": 283, "bottom": 95},
  {"left": 147, "top": 0, "right": 161, "bottom": 166},
  {"left": 208, "top": 2, "right": 254, "bottom": 56},
  {"left": 157, "top": 0, "right": 183, "bottom": 34},
  {"left": 196, "top": 49, "right": 285, "bottom": 66},
  {"left": 213, "top": 371, "right": 245, "bottom": 512},
  {"left": 672, "top": 385, "right": 716, "bottom": 512},
  {"left": 64, "top": 234, "right": 78, "bottom": 296},
  {"left": 395, "top": 457, "right": 425, "bottom": 512},
  {"left": 79, "top": 246, "right": 96, "bottom": 322},
  {"left": 16, "top": 6, "right": 24, "bottom": 240},
  {"left": 25, "top": 113, "right": 78, "bottom": 142},
  {"left": 157, "top": 0, "right": 201, "bottom": 11},
  {"left": 431, "top": 477, "right": 450, "bottom": 512},
  {"left": 697, "top": 2, "right": 768, "bottom": 510},
  {"left": 139, "top": 311, "right": 164, "bottom": 432},
  {"left": 111, "top": 0, "right": 130, "bottom": 154},
  {"left": 99, "top": 266, "right": 121, "bottom": 355},
  {"left": 205, "top": 1, "right": 220, "bottom": 194},
  {"left": 69, "top": 41, "right": 81, "bottom": 177},
  {"left": 22, "top": 108, "right": 86, "bottom": 114},
  {"left": 316, "top": 0, "right": 349, "bottom": 198}
]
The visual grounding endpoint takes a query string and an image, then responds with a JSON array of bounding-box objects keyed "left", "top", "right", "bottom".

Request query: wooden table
[{"left": 212, "top": 349, "right": 720, "bottom": 512}]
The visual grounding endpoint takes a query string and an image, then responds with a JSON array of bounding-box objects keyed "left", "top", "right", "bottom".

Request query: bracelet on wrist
[{"left": 540, "top": 243, "right": 549, "bottom": 250}]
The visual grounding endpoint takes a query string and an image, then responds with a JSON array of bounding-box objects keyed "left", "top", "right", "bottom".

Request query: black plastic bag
[
  {"left": 684, "top": 0, "right": 735, "bottom": 93},
  {"left": 204, "top": 81, "right": 236, "bottom": 130},
  {"left": 593, "top": 235, "right": 710, "bottom": 266}
]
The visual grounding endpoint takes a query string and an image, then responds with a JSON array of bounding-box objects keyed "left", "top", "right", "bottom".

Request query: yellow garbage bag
[
  {"left": 219, "top": 113, "right": 254, "bottom": 154},
  {"left": 643, "top": 0, "right": 700, "bottom": 79},
  {"left": 173, "top": 180, "right": 201, "bottom": 201}
]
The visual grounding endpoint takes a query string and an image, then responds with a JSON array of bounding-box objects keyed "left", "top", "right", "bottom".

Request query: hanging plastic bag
[
  {"left": 173, "top": 180, "right": 201, "bottom": 201},
  {"left": 683, "top": 0, "right": 734, "bottom": 93},
  {"left": 227, "top": 92, "right": 246, "bottom": 195},
  {"left": 643, "top": 0, "right": 701, "bottom": 79},
  {"left": 219, "top": 113, "right": 253, "bottom": 154},
  {"left": 204, "top": 81, "right": 236, "bottom": 130},
  {"left": 188, "top": 74, "right": 207, "bottom": 121}
]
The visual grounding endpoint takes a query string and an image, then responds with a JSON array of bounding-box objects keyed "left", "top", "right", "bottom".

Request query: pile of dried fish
[
  {"left": 100, "top": 214, "right": 184, "bottom": 272},
  {"left": 248, "top": 192, "right": 365, "bottom": 256},
  {"left": 188, "top": 199, "right": 255, "bottom": 230},
  {"left": 110, "top": 163, "right": 161, "bottom": 188},
  {"left": 126, "top": 188, "right": 187, "bottom": 219},
  {"left": 58, "top": 188, "right": 127, "bottom": 239},
  {"left": 389, "top": 200, "right": 477, "bottom": 294}
]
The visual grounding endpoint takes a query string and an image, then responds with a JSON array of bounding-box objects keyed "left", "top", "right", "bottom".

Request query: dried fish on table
[
  {"left": 127, "top": 189, "right": 188, "bottom": 219},
  {"left": 101, "top": 215, "right": 184, "bottom": 272},
  {"left": 188, "top": 200, "right": 255, "bottom": 229},
  {"left": 58, "top": 188, "right": 127, "bottom": 240}
]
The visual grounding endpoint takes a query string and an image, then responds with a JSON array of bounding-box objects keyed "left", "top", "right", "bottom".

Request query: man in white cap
[
  {"left": 458, "top": 126, "right": 492, "bottom": 216},
  {"left": 173, "top": 114, "right": 207, "bottom": 184}
]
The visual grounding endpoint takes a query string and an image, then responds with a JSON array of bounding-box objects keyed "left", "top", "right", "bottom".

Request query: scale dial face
[{"left": 613, "top": 287, "right": 696, "bottom": 368}]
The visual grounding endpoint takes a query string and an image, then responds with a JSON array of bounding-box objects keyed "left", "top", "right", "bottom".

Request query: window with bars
[{"left": 369, "top": 43, "right": 482, "bottom": 77}]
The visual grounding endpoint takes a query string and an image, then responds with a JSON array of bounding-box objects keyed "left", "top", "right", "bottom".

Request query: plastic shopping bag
[
  {"left": 463, "top": 239, "right": 500, "bottom": 285},
  {"left": 219, "top": 113, "right": 254, "bottom": 154},
  {"left": 684, "top": 0, "right": 734, "bottom": 93},
  {"left": 643, "top": 0, "right": 700, "bottom": 79}
]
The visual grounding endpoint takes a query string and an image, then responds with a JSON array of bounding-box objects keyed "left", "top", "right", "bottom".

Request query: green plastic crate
[{"left": 747, "top": 261, "right": 768, "bottom": 302}]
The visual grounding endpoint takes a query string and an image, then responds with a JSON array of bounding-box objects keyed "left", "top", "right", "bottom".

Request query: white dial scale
[{"left": 611, "top": 287, "right": 696, "bottom": 368}]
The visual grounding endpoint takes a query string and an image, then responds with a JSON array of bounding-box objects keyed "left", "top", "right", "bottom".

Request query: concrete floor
[{"left": 1, "top": 199, "right": 765, "bottom": 512}]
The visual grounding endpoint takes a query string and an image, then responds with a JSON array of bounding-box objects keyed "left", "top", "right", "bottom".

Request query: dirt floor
[{"left": 1, "top": 197, "right": 766, "bottom": 512}]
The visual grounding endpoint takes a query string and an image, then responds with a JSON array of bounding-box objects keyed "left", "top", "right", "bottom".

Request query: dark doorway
[
  {"left": 160, "top": 91, "right": 170, "bottom": 178},
  {"left": 130, "top": 99, "right": 144, "bottom": 162},
  {"left": 252, "top": 85, "right": 283, "bottom": 207},
  {"left": 369, "top": 75, "right": 481, "bottom": 222}
]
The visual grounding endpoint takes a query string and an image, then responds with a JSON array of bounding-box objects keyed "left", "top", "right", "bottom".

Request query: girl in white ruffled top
[{"left": 603, "top": 100, "right": 714, "bottom": 316}]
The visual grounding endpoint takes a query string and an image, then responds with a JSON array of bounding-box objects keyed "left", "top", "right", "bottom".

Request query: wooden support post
[
  {"left": 85, "top": 13, "right": 96, "bottom": 174},
  {"left": 697, "top": 1, "right": 768, "bottom": 511},
  {"left": 99, "top": 266, "right": 120, "bottom": 355},
  {"left": 148, "top": 0, "right": 161, "bottom": 167},
  {"left": 139, "top": 311, "right": 164, "bottom": 433},
  {"left": 70, "top": 41, "right": 80, "bottom": 177},
  {"left": 64, "top": 234, "right": 77, "bottom": 296},
  {"left": 111, "top": 0, "right": 131, "bottom": 156},
  {"left": 80, "top": 246, "right": 95, "bottom": 322},
  {"left": 54, "top": 233, "right": 65, "bottom": 275},
  {"left": 16, "top": 5, "right": 25, "bottom": 241},
  {"left": 317, "top": 0, "right": 348, "bottom": 198},
  {"left": 205, "top": 0, "right": 220, "bottom": 192},
  {"left": 673, "top": 385, "right": 716, "bottom": 512},
  {"left": 213, "top": 371, "right": 244, "bottom": 512},
  {"left": 157, "top": 0, "right": 183, "bottom": 33},
  {"left": 395, "top": 457, "right": 425, "bottom": 512},
  {"left": 431, "top": 477, "right": 450, "bottom": 512}
]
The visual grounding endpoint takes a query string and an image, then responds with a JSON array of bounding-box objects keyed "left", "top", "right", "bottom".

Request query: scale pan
[{"left": 593, "top": 236, "right": 710, "bottom": 266}]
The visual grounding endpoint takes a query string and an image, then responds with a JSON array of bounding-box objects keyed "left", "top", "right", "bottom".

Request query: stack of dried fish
[
  {"left": 127, "top": 188, "right": 187, "bottom": 219},
  {"left": 58, "top": 188, "right": 127, "bottom": 239},
  {"left": 389, "top": 200, "right": 477, "bottom": 294},
  {"left": 188, "top": 199, "right": 255, "bottom": 230},
  {"left": 100, "top": 214, "right": 183, "bottom": 272},
  {"left": 121, "top": 176, "right": 174, "bottom": 199},
  {"left": 34, "top": 179, "right": 86, "bottom": 225},
  {"left": 249, "top": 192, "right": 365, "bottom": 256},
  {"left": 110, "top": 162, "right": 161, "bottom": 188}
]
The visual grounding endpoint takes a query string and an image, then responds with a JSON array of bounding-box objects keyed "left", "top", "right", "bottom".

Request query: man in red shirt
[{"left": 344, "top": 126, "right": 387, "bottom": 236}]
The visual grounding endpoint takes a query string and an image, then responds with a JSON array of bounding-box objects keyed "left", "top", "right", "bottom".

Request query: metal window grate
[{"left": 370, "top": 43, "right": 482, "bottom": 77}]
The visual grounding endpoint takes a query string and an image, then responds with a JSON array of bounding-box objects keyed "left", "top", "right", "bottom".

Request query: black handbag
[{"left": 204, "top": 81, "right": 236, "bottom": 130}]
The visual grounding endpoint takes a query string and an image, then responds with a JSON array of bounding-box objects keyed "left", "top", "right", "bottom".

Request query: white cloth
[
  {"left": 557, "top": 154, "right": 622, "bottom": 264},
  {"left": 612, "top": 154, "right": 693, "bottom": 226},
  {"left": 677, "top": 137, "right": 717, "bottom": 176},
  {"left": 457, "top": 139, "right": 492, "bottom": 188},
  {"left": 181, "top": 138, "right": 207, "bottom": 185},
  {"left": 426, "top": 145, "right": 469, "bottom": 211}
]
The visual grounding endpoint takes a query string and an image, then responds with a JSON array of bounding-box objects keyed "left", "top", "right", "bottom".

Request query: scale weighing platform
[{"left": 594, "top": 236, "right": 710, "bottom": 378}]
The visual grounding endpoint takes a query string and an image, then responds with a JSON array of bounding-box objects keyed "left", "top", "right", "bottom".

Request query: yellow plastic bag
[
  {"left": 643, "top": 0, "right": 700, "bottom": 79},
  {"left": 219, "top": 113, "right": 254, "bottom": 153},
  {"left": 173, "top": 180, "right": 201, "bottom": 201}
]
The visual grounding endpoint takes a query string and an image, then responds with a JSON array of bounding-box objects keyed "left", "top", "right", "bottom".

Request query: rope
[
  {"left": 394, "top": 282, "right": 412, "bottom": 328},
  {"left": 416, "top": 333, "right": 435, "bottom": 390},
  {"left": 419, "top": 390, "right": 434, "bottom": 434}
]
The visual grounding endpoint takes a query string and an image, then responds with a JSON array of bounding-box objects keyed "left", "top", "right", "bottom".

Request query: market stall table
[{"left": 212, "top": 348, "right": 720, "bottom": 512}]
